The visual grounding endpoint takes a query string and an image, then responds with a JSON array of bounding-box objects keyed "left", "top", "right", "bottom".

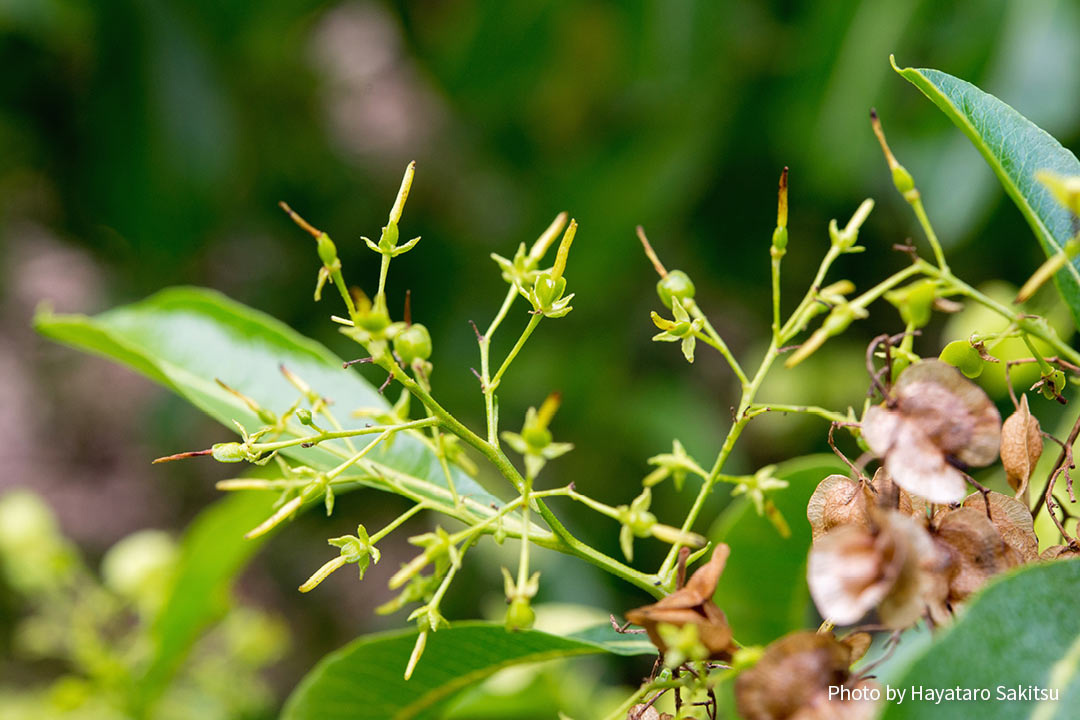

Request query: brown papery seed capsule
[{"left": 1000, "top": 394, "right": 1042, "bottom": 500}]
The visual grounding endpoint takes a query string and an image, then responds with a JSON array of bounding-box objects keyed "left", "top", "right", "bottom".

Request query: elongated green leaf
[
  {"left": 895, "top": 59, "right": 1080, "bottom": 326},
  {"left": 135, "top": 492, "right": 276, "bottom": 709},
  {"left": 33, "top": 286, "right": 500, "bottom": 513},
  {"left": 281, "top": 622, "right": 654, "bottom": 720},
  {"left": 709, "top": 454, "right": 843, "bottom": 645},
  {"left": 882, "top": 558, "right": 1080, "bottom": 719}
]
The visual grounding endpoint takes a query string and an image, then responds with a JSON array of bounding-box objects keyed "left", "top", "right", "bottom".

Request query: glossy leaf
[
  {"left": 134, "top": 492, "right": 276, "bottom": 709},
  {"left": 708, "top": 454, "right": 844, "bottom": 645},
  {"left": 895, "top": 59, "right": 1080, "bottom": 326},
  {"left": 34, "top": 286, "right": 501, "bottom": 513},
  {"left": 281, "top": 622, "right": 654, "bottom": 720},
  {"left": 882, "top": 558, "right": 1080, "bottom": 719}
]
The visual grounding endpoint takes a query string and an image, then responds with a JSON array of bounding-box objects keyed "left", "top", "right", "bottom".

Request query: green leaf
[
  {"left": 882, "top": 558, "right": 1080, "bottom": 720},
  {"left": 281, "top": 622, "right": 654, "bottom": 720},
  {"left": 708, "top": 454, "right": 844, "bottom": 645},
  {"left": 33, "top": 286, "right": 500, "bottom": 513},
  {"left": 134, "top": 492, "right": 276, "bottom": 710},
  {"left": 894, "top": 59, "right": 1080, "bottom": 326}
]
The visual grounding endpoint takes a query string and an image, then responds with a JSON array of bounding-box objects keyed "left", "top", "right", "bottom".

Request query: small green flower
[
  {"left": 492, "top": 242, "right": 542, "bottom": 290},
  {"left": 328, "top": 524, "right": 381, "bottom": 580},
  {"left": 731, "top": 465, "right": 789, "bottom": 517},
  {"left": 643, "top": 439, "right": 707, "bottom": 491},
  {"left": 407, "top": 603, "right": 449, "bottom": 633},
  {"left": 519, "top": 220, "right": 577, "bottom": 318},
  {"left": 298, "top": 524, "right": 381, "bottom": 592},
  {"left": 362, "top": 162, "right": 421, "bottom": 258},
  {"left": 501, "top": 394, "right": 573, "bottom": 478},
  {"left": 651, "top": 297, "right": 704, "bottom": 363},
  {"left": 617, "top": 489, "right": 657, "bottom": 562}
]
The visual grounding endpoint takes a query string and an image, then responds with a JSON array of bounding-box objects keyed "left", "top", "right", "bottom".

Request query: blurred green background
[{"left": 3, "top": 0, "right": 1080, "bottom": 715}]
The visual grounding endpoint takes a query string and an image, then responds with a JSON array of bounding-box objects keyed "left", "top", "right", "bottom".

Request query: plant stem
[
  {"left": 916, "top": 260, "right": 1080, "bottom": 366},
  {"left": 370, "top": 503, "right": 428, "bottom": 543},
  {"left": 685, "top": 299, "right": 749, "bottom": 387},
  {"left": 430, "top": 426, "right": 460, "bottom": 506},
  {"left": 377, "top": 254, "right": 391, "bottom": 297},
  {"left": 743, "top": 403, "right": 850, "bottom": 423},
  {"left": 251, "top": 417, "right": 438, "bottom": 454},
  {"left": 490, "top": 313, "right": 543, "bottom": 392},
  {"left": 771, "top": 253, "right": 783, "bottom": 343},
  {"left": 330, "top": 267, "right": 359, "bottom": 322},
  {"left": 911, "top": 197, "right": 949, "bottom": 272},
  {"left": 381, "top": 356, "right": 665, "bottom": 597},
  {"left": 517, "top": 469, "right": 535, "bottom": 590},
  {"left": 480, "top": 287, "right": 520, "bottom": 444}
]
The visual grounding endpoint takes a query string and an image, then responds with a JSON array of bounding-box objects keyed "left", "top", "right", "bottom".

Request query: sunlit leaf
[
  {"left": 881, "top": 558, "right": 1080, "bottom": 719},
  {"left": 34, "top": 286, "right": 502, "bottom": 513},
  {"left": 281, "top": 622, "right": 654, "bottom": 720},
  {"left": 896, "top": 59, "right": 1080, "bottom": 327}
]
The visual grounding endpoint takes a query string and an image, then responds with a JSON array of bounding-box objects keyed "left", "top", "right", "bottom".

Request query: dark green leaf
[
  {"left": 882, "top": 558, "right": 1080, "bottom": 720},
  {"left": 281, "top": 622, "right": 654, "bottom": 720},
  {"left": 895, "top": 59, "right": 1080, "bottom": 326},
  {"left": 709, "top": 454, "right": 844, "bottom": 645},
  {"left": 34, "top": 286, "right": 501, "bottom": 513}
]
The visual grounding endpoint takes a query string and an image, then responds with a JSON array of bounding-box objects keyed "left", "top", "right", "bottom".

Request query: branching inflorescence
[{"left": 158, "top": 108, "right": 1080, "bottom": 716}]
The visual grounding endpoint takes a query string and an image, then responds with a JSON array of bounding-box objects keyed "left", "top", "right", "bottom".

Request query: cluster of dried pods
[{"left": 622, "top": 358, "right": 1079, "bottom": 720}]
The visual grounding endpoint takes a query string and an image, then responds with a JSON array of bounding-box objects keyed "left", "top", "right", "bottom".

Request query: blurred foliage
[
  {"left": 0, "top": 490, "right": 288, "bottom": 719},
  {"left": 4, "top": 0, "right": 1080, "bottom": 713}
]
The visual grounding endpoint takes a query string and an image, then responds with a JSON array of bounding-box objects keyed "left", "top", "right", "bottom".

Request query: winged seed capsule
[{"left": 860, "top": 360, "right": 1000, "bottom": 504}]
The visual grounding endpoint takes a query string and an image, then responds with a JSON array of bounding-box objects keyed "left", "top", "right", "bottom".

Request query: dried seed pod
[
  {"left": 807, "top": 522, "right": 896, "bottom": 625},
  {"left": 961, "top": 492, "right": 1038, "bottom": 563},
  {"left": 807, "top": 475, "right": 873, "bottom": 542},
  {"left": 869, "top": 468, "right": 927, "bottom": 520},
  {"left": 840, "top": 631, "right": 872, "bottom": 664},
  {"left": 862, "top": 360, "right": 1001, "bottom": 504},
  {"left": 1000, "top": 394, "right": 1043, "bottom": 498},
  {"left": 735, "top": 631, "right": 877, "bottom": 720},
  {"left": 808, "top": 510, "right": 947, "bottom": 628},
  {"left": 932, "top": 506, "right": 1020, "bottom": 602},
  {"left": 624, "top": 544, "right": 738, "bottom": 660}
]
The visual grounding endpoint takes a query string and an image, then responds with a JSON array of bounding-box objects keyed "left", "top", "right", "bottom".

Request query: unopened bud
[
  {"left": 211, "top": 442, "right": 246, "bottom": 463},
  {"left": 657, "top": 270, "right": 696, "bottom": 309},
  {"left": 505, "top": 596, "right": 535, "bottom": 631}
]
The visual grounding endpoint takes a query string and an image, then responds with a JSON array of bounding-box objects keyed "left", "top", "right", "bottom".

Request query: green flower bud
[
  {"left": 522, "top": 424, "right": 553, "bottom": 450},
  {"left": 296, "top": 408, "right": 314, "bottom": 426},
  {"left": 892, "top": 165, "right": 915, "bottom": 194},
  {"left": 505, "top": 596, "right": 535, "bottom": 632},
  {"left": 533, "top": 273, "right": 567, "bottom": 308},
  {"left": 316, "top": 233, "right": 339, "bottom": 268},
  {"left": 1042, "top": 369, "right": 1067, "bottom": 400},
  {"left": 627, "top": 509, "right": 657, "bottom": 536},
  {"left": 939, "top": 341, "right": 982, "bottom": 378},
  {"left": 211, "top": 442, "right": 246, "bottom": 463},
  {"left": 357, "top": 294, "right": 391, "bottom": 332},
  {"left": 380, "top": 221, "right": 400, "bottom": 252},
  {"left": 393, "top": 324, "right": 432, "bottom": 365},
  {"left": 657, "top": 270, "right": 695, "bottom": 309},
  {"left": 886, "top": 279, "right": 936, "bottom": 328},
  {"left": 821, "top": 305, "right": 857, "bottom": 336},
  {"left": 771, "top": 226, "right": 788, "bottom": 253}
]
